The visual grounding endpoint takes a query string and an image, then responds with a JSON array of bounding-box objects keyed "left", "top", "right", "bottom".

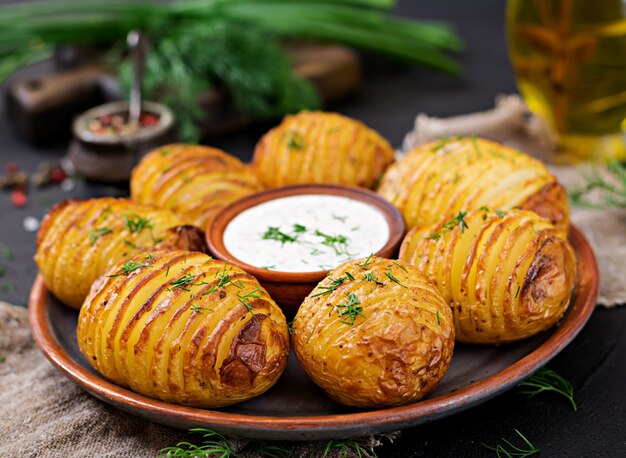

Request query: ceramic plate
[{"left": 29, "top": 226, "right": 598, "bottom": 441}]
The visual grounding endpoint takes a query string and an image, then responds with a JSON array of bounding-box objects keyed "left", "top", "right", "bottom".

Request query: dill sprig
[
  {"left": 319, "top": 439, "right": 378, "bottom": 458},
  {"left": 569, "top": 161, "right": 626, "bottom": 209},
  {"left": 518, "top": 368, "right": 577, "bottom": 411},
  {"left": 336, "top": 292, "right": 364, "bottom": 325},
  {"left": 123, "top": 212, "right": 153, "bottom": 235},
  {"left": 361, "top": 271, "right": 384, "bottom": 286},
  {"left": 89, "top": 227, "right": 112, "bottom": 245},
  {"left": 107, "top": 260, "right": 151, "bottom": 277},
  {"left": 202, "top": 265, "right": 244, "bottom": 296},
  {"left": 237, "top": 287, "right": 261, "bottom": 314},
  {"left": 168, "top": 273, "right": 207, "bottom": 292},
  {"left": 481, "top": 429, "right": 539, "bottom": 458},
  {"left": 262, "top": 227, "right": 297, "bottom": 245},
  {"left": 314, "top": 230, "right": 351, "bottom": 256},
  {"left": 384, "top": 266, "right": 407, "bottom": 288},
  {"left": 311, "top": 274, "right": 349, "bottom": 297},
  {"left": 358, "top": 253, "right": 374, "bottom": 267},
  {"left": 286, "top": 131, "right": 304, "bottom": 151},
  {"left": 426, "top": 211, "right": 470, "bottom": 241},
  {"left": 158, "top": 428, "right": 235, "bottom": 458}
]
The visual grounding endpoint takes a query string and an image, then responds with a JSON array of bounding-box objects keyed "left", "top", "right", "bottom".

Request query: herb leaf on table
[
  {"left": 518, "top": 367, "right": 577, "bottom": 411},
  {"left": 481, "top": 429, "right": 539, "bottom": 458}
]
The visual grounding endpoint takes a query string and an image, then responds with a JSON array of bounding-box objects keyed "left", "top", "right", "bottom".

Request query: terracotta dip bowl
[{"left": 206, "top": 184, "right": 405, "bottom": 315}]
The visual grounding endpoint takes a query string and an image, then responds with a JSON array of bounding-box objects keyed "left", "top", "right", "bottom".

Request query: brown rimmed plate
[{"left": 28, "top": 226, "right": 598, "bottom": 441}]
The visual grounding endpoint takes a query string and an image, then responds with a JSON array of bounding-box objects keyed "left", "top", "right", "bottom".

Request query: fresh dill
[
  {"left": 426, "top": 211, "right": 470, "bottom": 240},
  {"left": 481, "top": 429, "right": 539, "bottom": 458},
  {"left": 431, "top": 136, "right": 451, "bottom": 153},
  {"left": 495, "top": 208, "right": 505, "bottom": 218},
  {"left": 384, "top": 269, "right": 407, "bottom": 288},
  {"left": 319, "top": 439, "right": 378, "bottom": 458},
  {"left": 262, "top": 226, "right": 297, "bottom": 245},
  {"left": 287, "top": 318, "right": 295, "bottom": 336},
  {"left": 261, "top": 265, "right": 276, "bottom": 270},
  {"left": 107, "top": 260, "right": 151, "bottom": 277},
  {"left": 158, "top": 428, "right": 235, "bottom": 458},
  {"left": 310, "top": 248, "right": 324, "bottom": 256},
  {"left": 392, "top": 261, "right": 408, "bottom": 273},
  {"left": 237, "top": 287, "right": 261, "bottom": 314},
  {"left": 168, "top": 273, "right": 207, "bottom": 292},
  {"left": 436, "top": 310, "right": 441, "bottom": 325},
  {"left": 311, "top": 274, "right": 349, "bottom": 297},
  {"left": 515, "top": 284, "right": 521, "bottom": 299},
  {"left": 89, "top": 227, "right": 112, "bottom": 245},
  {"left": 358, "top": 253, "right": 374, "bottom": 267},
  {"left": 293, "top": 224, "right": 307, "bottom": 233},
  {"left": 344, "top": 271, "right": 355, "bottom": 281},
  {"left": 518, "top": 368, "right": 577, "bottom": 411},
  {"left": 124, "top": 212, "right": 153, "bottom": 235},
  {"left": 0, "top": 282, "right": 15, "bottom": 293},
  {"left": 569, "top": 161, "right": 626, "bottom": 209},
  {"left": 336, "top": 292, "right": 364, "bottom": 325},
  {"left": 286, "top": 131, "right": 304, "bottom": 151},
  {"left": 331, "top": 214, "right": 347, "bottom": 223},
  {"left": 361, "top": 271, "right": 384, "bottom": 286},
  {"left": 314, "top": 230, "right": 351, "bottom": 256},
  {"left": 0, "top": 355, "right": 5, "bottom": 364},
  {"left": 190, "top": 305, "right": 212, "bottom": 314}
]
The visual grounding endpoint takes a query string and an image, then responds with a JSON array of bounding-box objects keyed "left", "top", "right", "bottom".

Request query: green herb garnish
[
  {"left": 261, "top": 265, "right": 276, "bottom": 270},
  {"left": 107, "top": 260, "right": 151, "bottom": 277},
  {"left": 436, "top": 310, "right": 441, "bottom": 325},
  {"left": 331, "top": 214, "right": 347, "bottom": 223},
  {"left": 518, "top": 368, "right": 577, "bottom": 411},
  {"left": 312, "top": 274, "right": 349, "bottom": 297},
  {"left": 319, "top": 439, "right": 377, "bottom": 458},
  {"left": 262, "top": 226, "right": 297, "bottom": 245},
  {"left": 482, "top": 429, "right": 539, "bottom": 458},
  {"left": 384, "top": 269, "right": 407, "bottom": 288},
  {"left": 238, "top": 287, "right": 261, "bottom": 314},
  {"left": 190, "top": 305, "right": 212, "bottom": 315},
  {"left": 168, "top": 273, "right": 207, "bottom": 292},
  {"left": 89, "top": 227, "right": 113, "bottom": 246},
  {"left": 569, "top": 161, "right": 626, "bottom": 209},
  {"left": 293, "top": 224, "right": 307, "bottom": 233},
  {"left": 0, "top": 355, "right": 5, "bottom": 364},
  {"left": 426, "top": 211, "right": 470, "bottom": 241},
  {"left": 124, "top": 212, "right": 153, "bottom": 235},
  {"left": 286, "top": 131, "right": 303, "bottom": 151},
  {"left": 336, "top": 293, "right": 364, "bottom": 325},
  {"left": 314, "top": 230, "right": 350, "bottom": 256},
  {"left": 158, "top": 428, "right": 235, "bottom": 458},
  {"left": 361, "top": 271, "right": 384, "bottom": 286},
  {"left": 495, "top": 208, "right": 505, "bottom": 218},
  {"left": 358, "top": 253, "right": 374, "bottom": 267}
]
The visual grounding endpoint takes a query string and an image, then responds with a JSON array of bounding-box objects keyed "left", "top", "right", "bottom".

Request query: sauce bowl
[{"left": 206, "top": 184, "right": 405, "bottom": 315}]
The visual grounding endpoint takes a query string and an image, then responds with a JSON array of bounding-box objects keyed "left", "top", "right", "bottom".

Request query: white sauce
[{"left": 223, "top": 194, "right": 390, "bottom": 273}]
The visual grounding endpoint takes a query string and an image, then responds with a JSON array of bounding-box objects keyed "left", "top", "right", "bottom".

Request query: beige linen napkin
[{"left": 401, "top": 94, "right": 626, "bottom": 307}]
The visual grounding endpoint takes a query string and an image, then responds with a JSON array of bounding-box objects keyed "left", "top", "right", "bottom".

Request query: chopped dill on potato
[
  {"left": 89, "top": 227, "right": 112, "bottom": 245},
  {"left": 336, "top": 293, "right": 364, "bottom": 325},
  {"left": 107, "top": 260, "right": 151, "bottom": 277}
]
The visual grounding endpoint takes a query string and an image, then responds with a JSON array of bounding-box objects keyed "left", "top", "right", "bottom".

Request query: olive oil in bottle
[{"left": 507, "top": 0, "right": 626, "bottom": 162}]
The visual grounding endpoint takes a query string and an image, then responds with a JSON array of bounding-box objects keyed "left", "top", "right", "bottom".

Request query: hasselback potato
[
  {"left": 34, "top": 198, "right": 205, "bottom": 309},
  {"left": 377, "top": 137, "right": 569, "bottom": 232},
  {"left": 399, "top": 208, "right": 576, "bottom": 344},
  {"left": 292, "top": 257, "right": 454, "bottom": 408},
  {"left": 131, "top": 144, "right": 263, "bottom": 229},
  {"left": 77, "top": 250, "right": 289, "bottom": 407},
  {"left": 252, "top": 111, "right": 395, "bottom": 189}
]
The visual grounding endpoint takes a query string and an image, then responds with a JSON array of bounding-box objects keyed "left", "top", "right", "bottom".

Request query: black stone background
[{"left": 0, "top": 1, "right": 624, "bottom": 456}]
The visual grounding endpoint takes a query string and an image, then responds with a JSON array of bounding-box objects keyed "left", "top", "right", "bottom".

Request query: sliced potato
[
  {"left": 35, "top": 198, "right": 194, "bottom": 309},
  {"left": 378, "top": 137, "right": 569, "bottom": 232},
  {"left": 131, "top": 144, "right": 263, "bottom": 229},
  {"left": 253, "top": 111, "right": 395, "bottom": 189},
  {"left": 292, "top": 257, "right": 454, "bottom": 408},
  {"left": 399, "top": 208, "right": 577, "bottom": 344},
  {"left": 77, "top": 250, "right": 289, "bottom": 407}
]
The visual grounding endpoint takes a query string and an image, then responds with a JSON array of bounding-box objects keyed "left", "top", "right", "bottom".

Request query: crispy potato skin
[
  {"left": 377, "top": 137, "right": 570, "bottom": 232},
  {"left": 77, "top": 251, "right": 289, "bottom": 407},
  {"left": 399, "top": 209, "right": 577, "bottom": 344},
  {"left": 131, "top": 144, "right": 263, "bottom": 230},
  {"left": 292, "top": 257, "right": 454, "bottom": 408},
  {"left": 252, "top": 111, "right": 395, "bottom": 189},
  {"left": 35, "top": 198, "right": 188, "bottom": 309}
]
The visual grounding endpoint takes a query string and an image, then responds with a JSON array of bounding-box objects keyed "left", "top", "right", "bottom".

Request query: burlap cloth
[{"left": 1, "top": 96, "right": 624, "bottom": 457}]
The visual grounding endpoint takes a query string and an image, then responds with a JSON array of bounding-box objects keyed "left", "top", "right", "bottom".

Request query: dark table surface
[{"left": 1, "top": 1, "right": 625, "bottom": 456}]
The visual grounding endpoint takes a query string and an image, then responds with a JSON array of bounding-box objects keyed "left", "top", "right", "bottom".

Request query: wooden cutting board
[{"left": 5, "top": 43, "right": 361, "bottom": 145}]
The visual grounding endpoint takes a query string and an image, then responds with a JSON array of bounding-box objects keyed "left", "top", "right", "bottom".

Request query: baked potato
[
  {"left": 131, "top": 144, "right": 263, "bottom": 229},
  {"left": 292, "top": 257, "right": 454, "bottom": 408},
  {"left": 252, "top": 111, "right": 395, "bottom": 189},
  {"left": 399, "top": 208, "right": 577, "bottom": 344},
  {"left": 77, "top": 250, "right": 289, "bottom": 407},
  {"left": 34, "top": 198, "right": 206, "bottom": 309},
  {"left": 377, "top": 137, "right": 569, "bottom": 232}
]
